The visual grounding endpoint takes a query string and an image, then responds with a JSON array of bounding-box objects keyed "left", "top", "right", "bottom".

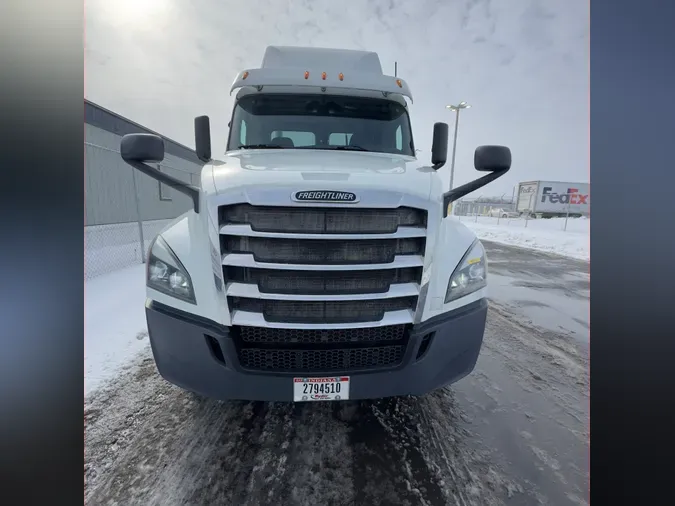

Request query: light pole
[{"left": 445, "top": 101, "right": 471, "bottom": 193}]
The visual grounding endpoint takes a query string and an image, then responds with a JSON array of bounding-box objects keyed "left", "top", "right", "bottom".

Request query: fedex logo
[{"left": 541, "top": 187, "right": 589, "bottom": 205}]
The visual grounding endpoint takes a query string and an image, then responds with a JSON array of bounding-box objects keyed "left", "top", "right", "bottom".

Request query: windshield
[{"left": 227, "top": 93, "right": 415, "bottom": 156}]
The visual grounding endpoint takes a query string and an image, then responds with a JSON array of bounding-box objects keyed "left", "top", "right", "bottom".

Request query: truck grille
[
  {"left": 221, "top": 204, "right": 426, "bottom": 234},
  {"left": 222, "top": 236, "right": 424, "bottom": 264},
  {"left": 219, "top": 203, "right": 427, "bottom": 374},
  {"left": 231, "top": 297, "right": 417, "bottom": 324},
  {"left": 225, "top": 267, "right": 422, "bottom": 295},
  {"left": 238, "top": 345, "right": 406, "bottom": 372},
  {"left": 238, "top": 325, "right": 408, "bottom": 344}
]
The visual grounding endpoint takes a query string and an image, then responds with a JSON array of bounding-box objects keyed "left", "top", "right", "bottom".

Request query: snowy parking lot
[
  {"left": 458, "top": 215, "right": 589, "bottom": 261},
  {"left": 84, "top": 219, "right": 589, "bottom": 505}
]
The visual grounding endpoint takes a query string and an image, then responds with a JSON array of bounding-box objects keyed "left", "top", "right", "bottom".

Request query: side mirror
[
  {"left": 195, "top": 115, "right": 212, "bottom": 162},
  {"left": 431, "top": 122, "right": 449, "bottom": 170},
  {"left": 120, "top": 133, "right": 201, "bottom": 213},
  {"left": 442, "top": 144, "right": 512, "bottom": 217},
  {"left": 120, "top": 133, "right": 165, "bottom": 163},
  {"left": 474, "top": 145, "right": 511, "bottom": 172}
]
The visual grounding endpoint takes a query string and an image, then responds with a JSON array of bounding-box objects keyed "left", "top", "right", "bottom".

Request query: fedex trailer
[{"left": 516, "top": 180, "right": 590, "bottom": 218}]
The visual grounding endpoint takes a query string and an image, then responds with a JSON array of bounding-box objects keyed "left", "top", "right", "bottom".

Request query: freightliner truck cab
[{"left": 120, "top": 46, "right": 512, "bottom": 402}]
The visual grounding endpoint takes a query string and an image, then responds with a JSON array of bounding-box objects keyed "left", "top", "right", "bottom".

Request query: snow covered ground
[
  {"left": 84, "top": 264, "right": 149, "bottom": 396},
  {"left": 457, "top": 216, "right": 590, "bottom": 261}
]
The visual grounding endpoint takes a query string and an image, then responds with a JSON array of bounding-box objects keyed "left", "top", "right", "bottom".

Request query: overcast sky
[{"left": 85, "top": 0, "right": 588, "bottom": 197}]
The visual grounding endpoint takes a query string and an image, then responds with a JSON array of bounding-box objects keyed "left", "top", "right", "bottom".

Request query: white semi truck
[
  {"left": 120, "top": 46, "right": 512, "bottom": 402},
  {"left": 516, "top": 180, "right": 590, "bottom": 218}
]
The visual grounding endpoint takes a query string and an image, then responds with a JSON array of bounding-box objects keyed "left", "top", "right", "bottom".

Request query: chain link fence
[
  {"left": 453, "top": 198, "right": 517, "bottom": 218},
  {"left": 454, "top": 194, "right": 589, "bottom": 231},
  {"left": 84, "top": 135, "right": 201, "bottom": 281},
  {"left": 84, "top": 219, "right": 176, "bottom": 280}
]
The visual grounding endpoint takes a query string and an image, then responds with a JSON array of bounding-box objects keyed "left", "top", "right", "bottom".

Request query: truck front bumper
[{"left": 145, "top": 298, "right": 488, "bottom": 402}]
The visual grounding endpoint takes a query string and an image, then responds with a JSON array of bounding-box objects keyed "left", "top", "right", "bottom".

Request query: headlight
[
  {"left": 445, "top": 240, "right": 487, "bottom": 303},
  {"left": 147, "top": 236, "right": 196, "bottom": 304}
]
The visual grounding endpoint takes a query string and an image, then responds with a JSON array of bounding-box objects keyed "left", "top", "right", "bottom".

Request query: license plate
[{"left": 293, "top": 376, "right": 350, "bottom": 402}]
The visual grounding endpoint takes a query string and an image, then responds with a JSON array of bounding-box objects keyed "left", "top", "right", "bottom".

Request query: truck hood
[{"left": 209, "top": 149, "right": 434, "bottom": 201}]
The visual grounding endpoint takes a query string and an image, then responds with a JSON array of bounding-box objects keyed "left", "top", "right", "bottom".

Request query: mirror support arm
[
  {"left": 442, "top": 168, "right": 509, "bottom": 217},
  {"left": 124, "top": 159, "right": 201, "bottom": 213}
]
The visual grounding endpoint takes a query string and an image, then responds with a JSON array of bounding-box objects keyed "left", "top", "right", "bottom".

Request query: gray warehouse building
[{"left": 85, "top": 99, "right": 204, "bottom": 279}]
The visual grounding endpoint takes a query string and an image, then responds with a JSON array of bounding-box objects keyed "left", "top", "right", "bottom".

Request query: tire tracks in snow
[
  {"left": 484, "top": 303, "right": 589, "bottom": 440},
  {"left": 85, "top": 368, "right": 472, "bottom": 505},
  {"left": 448, "top": 306, "right": 589, "bottom": 505},
  {"left": 343, "top": 397, "right": 447, "bottom": 506},
  {"left": 85, "top": 306, "right": 587, "bottom": 505}
]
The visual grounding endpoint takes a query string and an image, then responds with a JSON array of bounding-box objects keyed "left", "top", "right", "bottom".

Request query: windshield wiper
[
  {"left": 331, "top": 145, "right": 371, "bottom": 152},
  {"left": 238, "top": 144, "right": 289, "bottom": 149}
]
